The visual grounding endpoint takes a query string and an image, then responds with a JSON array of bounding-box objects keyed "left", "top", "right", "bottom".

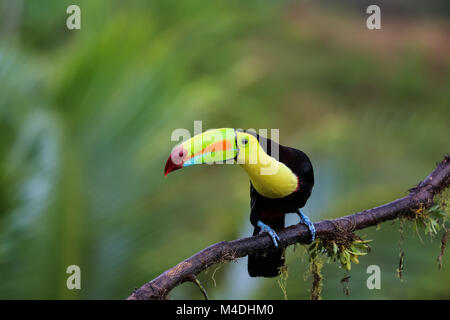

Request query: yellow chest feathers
[{"left": 239, "top": 148, "right": 298, "bottom": 199}]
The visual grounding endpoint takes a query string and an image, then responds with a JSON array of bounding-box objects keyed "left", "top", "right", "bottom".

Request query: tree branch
[{"left": 127, "top": 155, "right": 450, "bottom": 300}]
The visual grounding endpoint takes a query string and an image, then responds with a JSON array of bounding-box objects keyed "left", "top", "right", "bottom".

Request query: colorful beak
[{"left": 165, "top": 128, "right": 238, "bottom": 176}]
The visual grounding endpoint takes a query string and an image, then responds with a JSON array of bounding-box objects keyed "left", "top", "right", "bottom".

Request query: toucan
[{"left": 165, "top": 128, "right": 315, "bottom": 277}]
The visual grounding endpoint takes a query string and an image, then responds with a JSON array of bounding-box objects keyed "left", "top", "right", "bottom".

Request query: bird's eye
[
  {"left": 178, "top": 150, "right": 185, "bottom": 158},
  {"left": 241, "top": 138, "right": 248, "bottom": 145}
]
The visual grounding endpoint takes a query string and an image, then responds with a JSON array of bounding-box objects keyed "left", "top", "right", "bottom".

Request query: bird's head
[{"left": 164, "top": 128, "right": 262, "bottom": 176}]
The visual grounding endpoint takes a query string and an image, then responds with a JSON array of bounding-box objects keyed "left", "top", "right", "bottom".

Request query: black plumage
[{"left": 247, "top": 132, "right": 314, "bottom": 277}]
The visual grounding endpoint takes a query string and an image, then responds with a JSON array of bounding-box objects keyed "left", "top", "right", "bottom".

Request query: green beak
[{"left": 165, "top": 128, "right": 238, "bottom": 175}]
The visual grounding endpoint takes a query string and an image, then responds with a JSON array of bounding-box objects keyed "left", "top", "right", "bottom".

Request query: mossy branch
[{"left": 127, "top": 155, "right": 450, "bottom": 300}]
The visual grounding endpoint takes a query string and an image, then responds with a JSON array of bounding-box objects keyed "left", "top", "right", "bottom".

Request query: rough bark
[{"left": 128, "top": 155, "right": 450, "bottom": 300}]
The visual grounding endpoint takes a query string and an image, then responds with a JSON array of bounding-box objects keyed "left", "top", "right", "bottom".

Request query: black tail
[{"left": 248, "top": 217, "right": 285, "bottom": 277}]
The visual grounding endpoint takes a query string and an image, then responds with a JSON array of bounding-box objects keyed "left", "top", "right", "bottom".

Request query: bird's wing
[{"left": 250, "top": 183, "right": 258, "bottom": 212}]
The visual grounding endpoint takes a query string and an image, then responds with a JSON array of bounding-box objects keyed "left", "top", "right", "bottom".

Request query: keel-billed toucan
[{"left": 165, "top": 128, "right": 314, "bottom": 277}]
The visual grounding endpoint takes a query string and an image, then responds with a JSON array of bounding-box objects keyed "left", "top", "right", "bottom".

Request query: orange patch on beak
[{"left": 184, "top": 140, "right": 232, "bottom": 161}]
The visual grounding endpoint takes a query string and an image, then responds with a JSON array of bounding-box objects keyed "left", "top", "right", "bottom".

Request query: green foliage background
[{"left": 0, "top": 0, "right": 449, "bottom": 299}]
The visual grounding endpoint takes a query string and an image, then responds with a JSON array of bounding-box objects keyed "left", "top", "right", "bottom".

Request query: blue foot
[
  {"left": 297, "top": 210, "right": 316, "bottom": 243},
  {"left": 257, "top": 221, "right": 281, "bottom": 248}
]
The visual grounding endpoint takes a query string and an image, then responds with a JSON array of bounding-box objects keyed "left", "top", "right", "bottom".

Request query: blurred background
[{"left": 0, "top": 0, "right": 449, "bottom": 299}]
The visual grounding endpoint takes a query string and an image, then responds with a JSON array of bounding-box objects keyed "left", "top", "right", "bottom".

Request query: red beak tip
[{"left": 164, "top": 154, "right": 183, "bottom": 176}]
